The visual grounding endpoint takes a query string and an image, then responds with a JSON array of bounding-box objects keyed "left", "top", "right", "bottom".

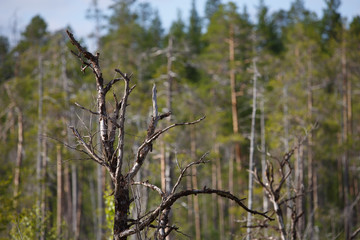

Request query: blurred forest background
[{"left": 0, "top": 0, "right": 359, "bottom": 239}]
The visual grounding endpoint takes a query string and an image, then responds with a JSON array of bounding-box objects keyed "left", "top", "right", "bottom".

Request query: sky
[{"left": 0, "top": 0, "right": 359, "bottom": 49}]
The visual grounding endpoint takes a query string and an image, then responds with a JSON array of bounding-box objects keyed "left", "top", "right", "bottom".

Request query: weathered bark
[
  {"left": 246, "top": 58, "right": 258, "bottom": 240},
  {"left": 114, "top": 181, "right": 130, "bottom": 240}
]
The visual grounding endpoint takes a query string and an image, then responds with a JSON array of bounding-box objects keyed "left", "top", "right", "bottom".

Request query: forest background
[{"left": 0, "top": 0, "right": 359, "bottom": 239}]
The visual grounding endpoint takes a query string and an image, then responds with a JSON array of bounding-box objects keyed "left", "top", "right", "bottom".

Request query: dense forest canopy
[{"left": 0, "top": 0, "right": 359, "bottom": 239}]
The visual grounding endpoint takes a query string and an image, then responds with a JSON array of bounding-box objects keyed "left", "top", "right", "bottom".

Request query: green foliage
[
  {"left": 22, "top": 15, "right": 48, "bottom": 43},
  {"left": 9, "top": 206, "right": 57, "bottom": 240},
  {"left": 104, "top": 186, "right": 115, "bottom": 239}
]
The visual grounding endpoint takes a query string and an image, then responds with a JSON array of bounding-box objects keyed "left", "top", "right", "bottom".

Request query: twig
[{"left": 171, "top": 152, "right": 209, "bottom": 194}]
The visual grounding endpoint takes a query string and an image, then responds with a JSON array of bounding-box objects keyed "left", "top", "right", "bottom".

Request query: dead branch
[
  {"left": 171, "top": 152, "right": 209, "bottom": 194},
  {"left": 69, "top": 126, "right": 104, "bottom": 164},
  {"left": 351, "top": 226, "right": 360, "bottom": 240},
  {"left": 132, "top": 181, "right": 165, "bottom": 197},
  {"left": 119, "top": 187, "right": 273, "bottom": 238}
]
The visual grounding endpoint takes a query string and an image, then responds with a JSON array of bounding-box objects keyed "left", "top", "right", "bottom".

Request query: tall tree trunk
[
  {"left": 4, "top": 85, "right": 23, "bottom": 210},
  {"left": 13, "top": 107, "right": 23, "bottom": 205},
  {"left": 158, "top": 36, "right": 175, "bottom": 240},
  {"left": 37, "top": 54, "right": 44, "bottom": 240},
  {"left": 72, "top": 164, "right": 78, "bottom": 237},
  {"left": 246, "top": 58, "right": 258, "bottom": 240},
  {"left": 295, "top": 144, "right": 305, "bottom": 238},
  {"left": 187, "top": 164, "right": 193, "bottom": 228},
  {"left": 40, "top": 125, "right": 47, "bottom": 240},
  {"left": 215, "top": 143, "right": 225, "bottom": 240},
  {"left": 341, "top": 36, "right": 351, "bottom": 240},
  {"left": 57, "top": 145, "right": 63, "bottom": 236},
  {"left": 211, "top": 151, "right": 217, "bottom": 231},
  {"left": 307, "top": 53, "right": 316, "bottom": 240},
  {"left": 61, "top": 35, "right": 73, "bottom": 237},
  {"left": 76, "top": 174, "right": 82, "bottom": 240},
  {"left": 228, "top": 24, "right": 237, "bottom": 239},
  {"left": 191, "top": 127, "right": 201, "bottom": 240},
  {"left": 260, "top": 93, "right": 268, "bottom": 237},
  {"left": 64, "top": 163, "right": 72, "bottom": 238},
  {"left": 228, "top": 24, "right": 241, "bottom": 169},
  {"left": 228, "top": 148, "right": 235, "bottom": 238},
  {"left": 283, "top": 84, "right": 293, "bottom": 230}
]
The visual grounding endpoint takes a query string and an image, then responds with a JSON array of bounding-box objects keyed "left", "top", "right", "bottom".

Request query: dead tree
[
  {"left": 251, "top": 143, "right": 306, "bottom": 240},
  {"left": 66, "top": 30, "right": 272, "bottom": 240}
]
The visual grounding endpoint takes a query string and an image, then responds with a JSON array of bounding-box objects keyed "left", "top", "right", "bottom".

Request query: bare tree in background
[
  {"left": 251, "top": 137, "right": 308, "bottom": 240},
  {"left": 65, "top": 30, "right": 271, "bottom": 240}
]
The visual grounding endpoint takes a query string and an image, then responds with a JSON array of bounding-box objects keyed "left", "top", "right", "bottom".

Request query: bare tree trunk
[
  {"left": 272, "top": 199, "right": 287, "bottom": 240},
  {"left": 215, "top": 143, "right": 225, "bottom": 240},
  {"left": 341, "top": 36, "right": 351, "bottom": 240},
  {"left": 283, "top": 84, "right": 292, "bottom": 231},
  {"left": 260, "top": 93, "right": 268, "bottom": 237},
  {"left": 114, "top": 184, "right": 130, "bottom": 240},
  {"left": 228, "top": 147, "right": 234, "bottom": 238},
  {"left": 4, "top": 85, "right": 23, "bottom": 210},
  {"left": 211, "top": 154, "right": 217, "bottom": 231},
  {"left": 76, "top": 175, "right": 82, "bottom": 240},
  {"left": 228, "top": 26, "right": 237, "bottom": 238},
  {"left": 295, "top": 144, "right": 305, "bottom": 238},
  {"left": 161, "top": 142, "right": 166, "bottom": 193},
  {"left": 158, "top": 36, "right": 175, "bottom": 240},
  {"left": 307, "top": 53, "right": 316, "bottom": 240},
  {"left": 228, "top": 24, "right": 241, "bottom": 171},
  {"left": 57, "top": 145, "right": 63, "bottom": 236},
  {"left": 36, "top": 54, "right": 45, "bottom": 240},
  {"left": 191, "top": 127, "right": 201, "bottom": 240},
  {"left": 61, "top": 34, "right": 73, "bottom": 237},
  {"left": 187, "top": 165, "right": 193, "bottom": 227},
  {"left": 13, "top": 108, "right": 23, "bottom": 206},
  {"left": 40, "top": 126, "right": 47, "bottom": 240},
  {"left": 64, "top": 163, "right": 72, "bottom": 238},
  {"left": 246, "top": 58, "right": 258, "bottom": 240},
  {"left": 71, "top": 164, "right": 78, "bottom": 237}
]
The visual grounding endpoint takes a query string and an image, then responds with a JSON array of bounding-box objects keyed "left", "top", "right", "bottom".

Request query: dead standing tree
[
  {"left": 251, "top": 141, "right": 306, "bottom": 240},
  {"left": 66, "top": 30, "right": 271, "bottom": 240}
]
